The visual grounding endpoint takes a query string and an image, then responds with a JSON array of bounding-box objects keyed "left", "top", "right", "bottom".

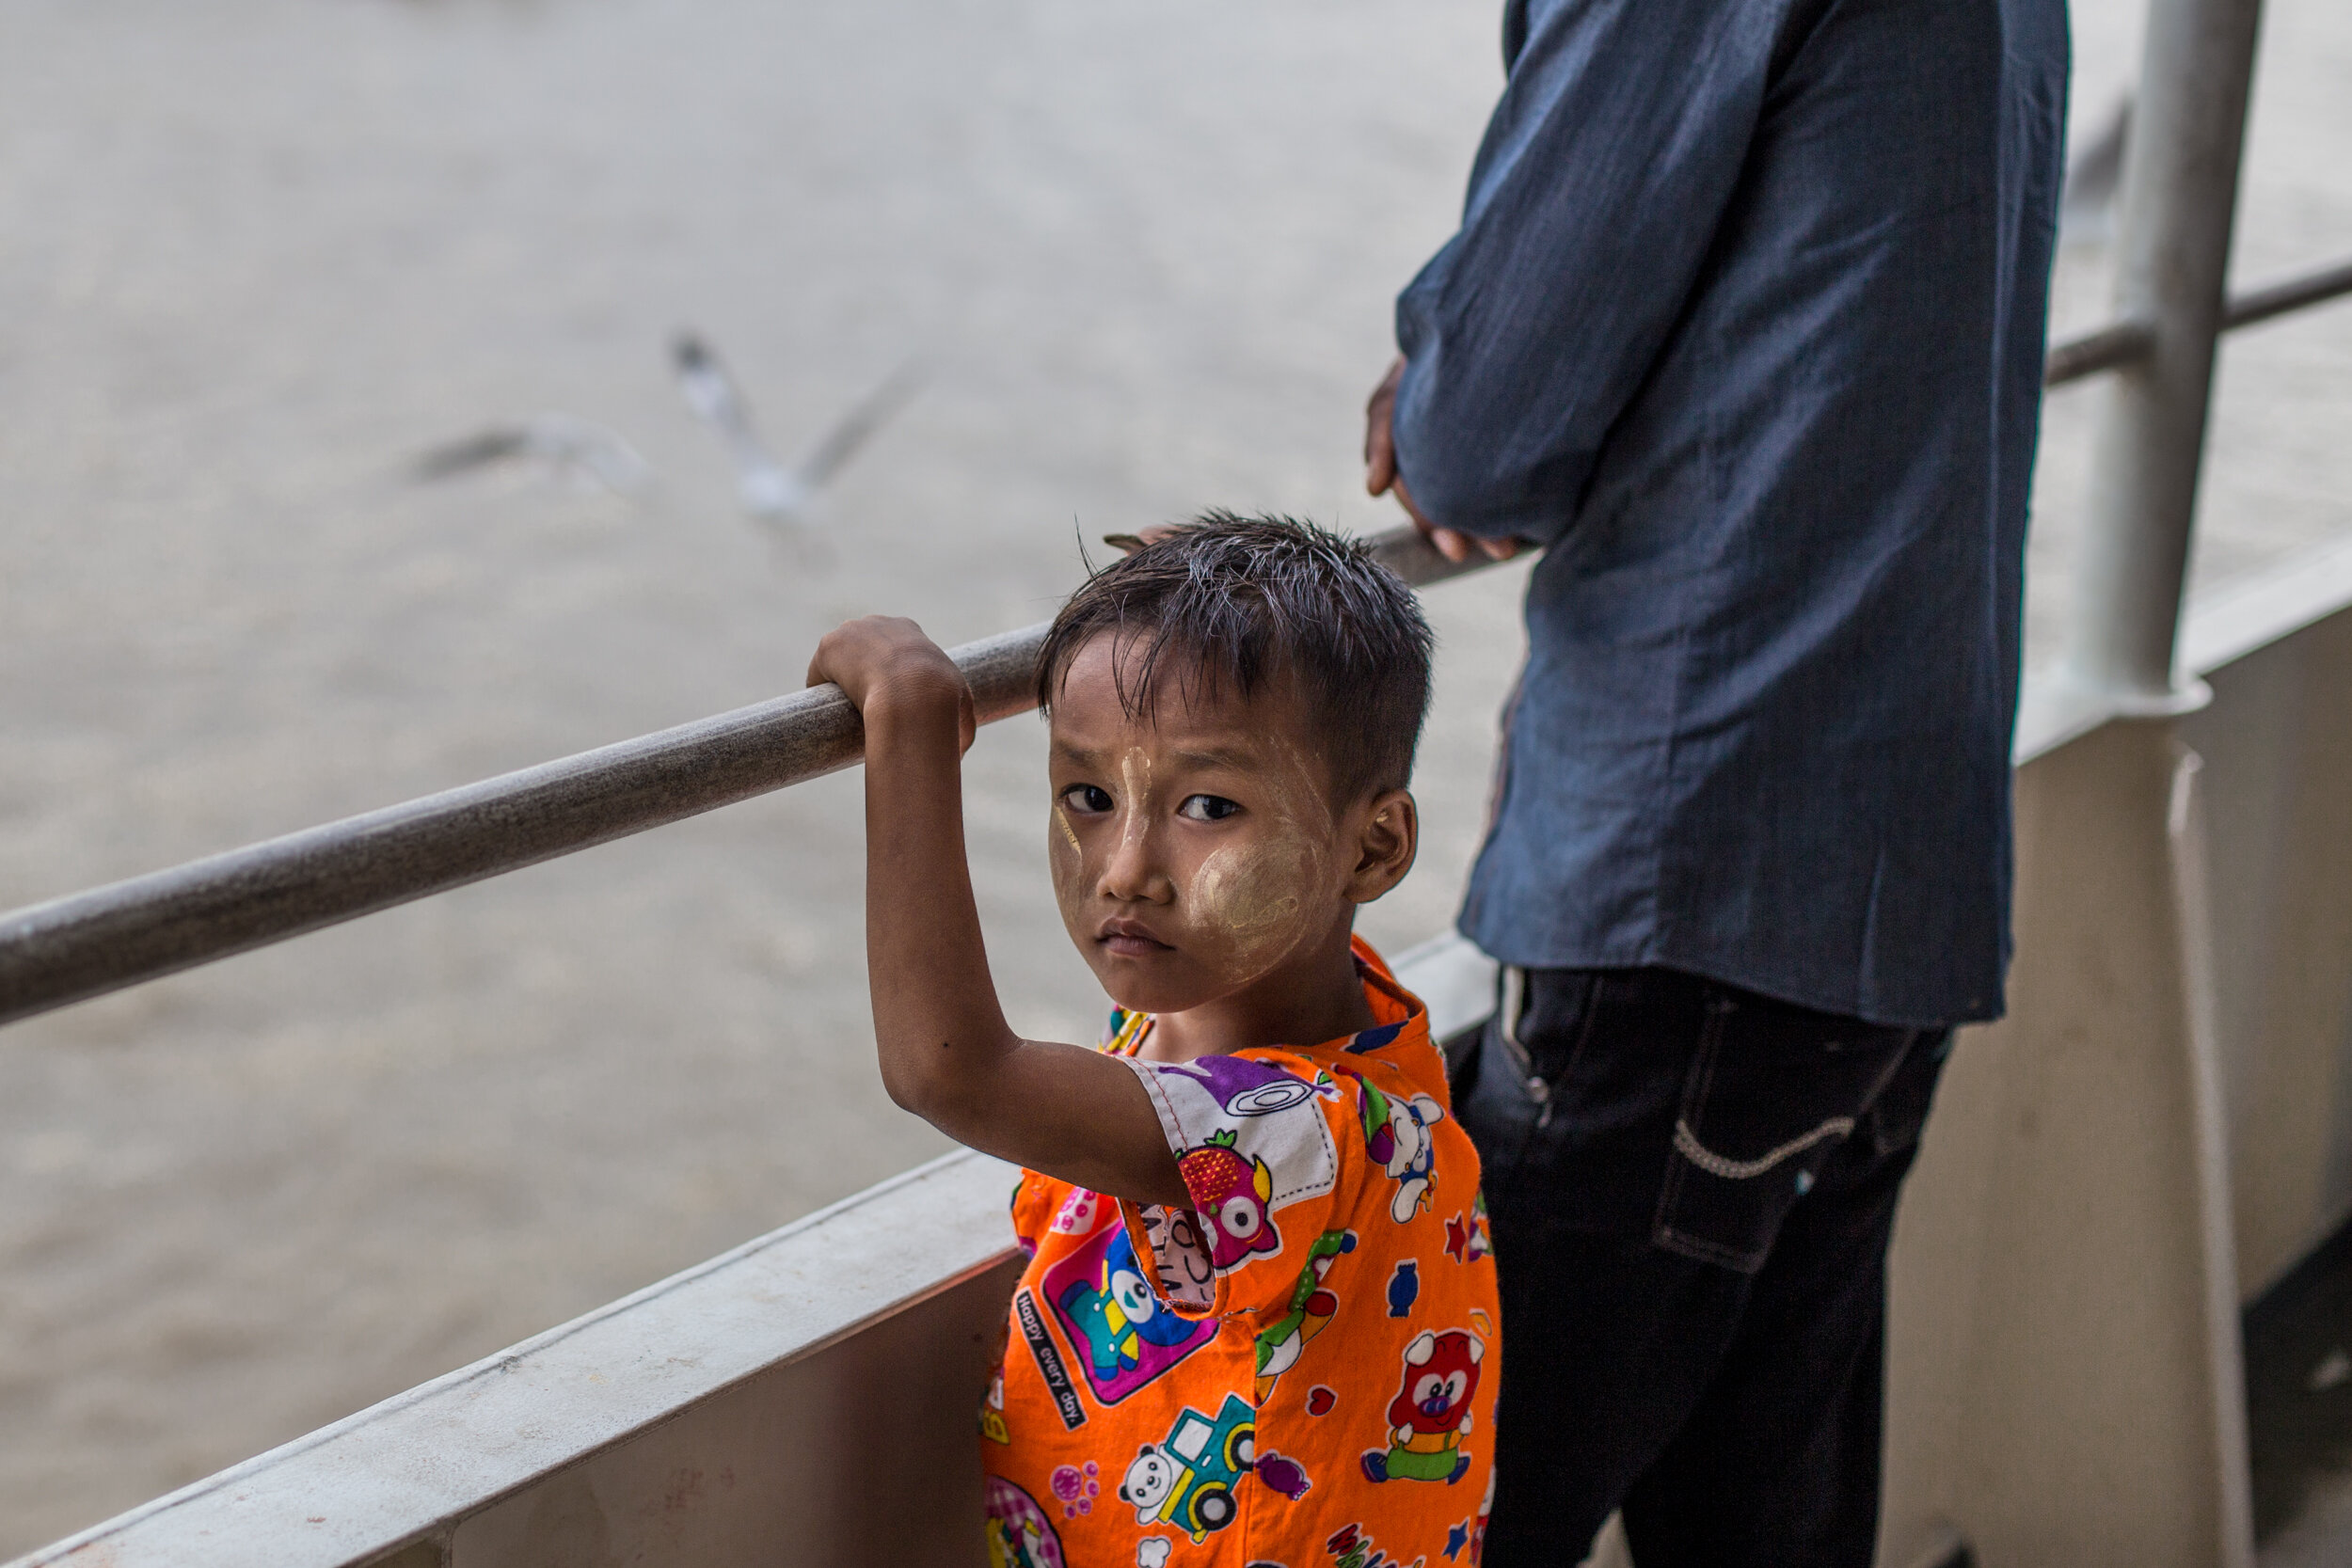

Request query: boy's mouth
[{"left": 1097, "top": 918, "right": 1174, "bottom": 958}]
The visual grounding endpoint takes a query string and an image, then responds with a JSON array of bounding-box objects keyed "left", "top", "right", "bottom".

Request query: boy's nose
[{"left": 1098, "top": 810, "right": 1171, "bottom": 904}]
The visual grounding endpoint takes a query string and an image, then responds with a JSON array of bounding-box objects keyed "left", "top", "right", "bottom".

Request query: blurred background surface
[{"left": 0, "top": 0, "right": 2346, "bottom": 1551}]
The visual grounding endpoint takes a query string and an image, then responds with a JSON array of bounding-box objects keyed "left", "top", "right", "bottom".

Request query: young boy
[{"left": 808, "top": 514, "right": 1500, "bottom": 1568}]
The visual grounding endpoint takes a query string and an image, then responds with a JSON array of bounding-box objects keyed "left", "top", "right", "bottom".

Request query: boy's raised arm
[{"left": 806, "top": 616, "right": 1187, "bottom": 1209}]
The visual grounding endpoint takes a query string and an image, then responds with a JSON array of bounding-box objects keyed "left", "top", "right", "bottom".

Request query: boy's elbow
[
  {"left": 879, "top": 1058, "right": 940, "bottom": 1118},
  {"left": 878, "top": 1055, "right": 982, "bottom": 1136}
]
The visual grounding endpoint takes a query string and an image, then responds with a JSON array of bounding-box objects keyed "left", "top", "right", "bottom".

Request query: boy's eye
[
  {"left": 1061, "top": 784, "right": 1114, "bottom": 815},
  {"left": 1178, "top": 794, "right": 1242, "bottom": 822}
]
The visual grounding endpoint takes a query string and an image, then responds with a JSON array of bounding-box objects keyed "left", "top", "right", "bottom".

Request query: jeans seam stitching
[
  {"left": 1671, "top": 1116, "right": 1857, "bottom": 1180},
  {"left": 1651, "top": 998, "right": 1728, "bottom": 1252},
  {"left": 1652, "top": 1224, "right": 1768, "bottom": 1272}
]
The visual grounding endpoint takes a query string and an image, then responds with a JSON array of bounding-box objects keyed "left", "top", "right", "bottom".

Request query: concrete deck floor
[{"left": 0, "top": 0, "right": 2346, "bottom": 1555}]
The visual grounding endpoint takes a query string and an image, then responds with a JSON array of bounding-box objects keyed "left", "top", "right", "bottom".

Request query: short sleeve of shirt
[{"left": 1117, "top": 1050, "right": 1364, "bottom": 1322}]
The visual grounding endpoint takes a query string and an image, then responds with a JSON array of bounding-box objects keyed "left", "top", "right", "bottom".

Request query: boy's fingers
[
  {"left": 805, "top": 633, "right": 840, "bottom": 690},
  {"left": 806, "top": 625, "right": 872, "bottom": 692},
  {"left": 1104, "top": 526, "right": 1183, "bottom": 557},
  {"left": 805, "top": 616, "right": 981, "bottom": 735}
]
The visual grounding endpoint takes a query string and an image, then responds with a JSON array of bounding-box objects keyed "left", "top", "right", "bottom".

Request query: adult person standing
[{"left": 1362, "top": 0, "right": 2068, "bottom": 1562}]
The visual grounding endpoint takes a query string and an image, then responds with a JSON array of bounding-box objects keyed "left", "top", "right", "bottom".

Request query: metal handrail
[
  {"left": 2042, "top": 254, "right": 2352, "bottom": 387},
  {"left": 5, "top": 248, "right": 2349, "bottom": 1032},
  {"left": 0, "top": 529, "right": 1482, "bottom": 1028},
  {"left": 2047, "top": 320, "right": 2160, "bottom": 385},
  {"left": 2217, "top": 254, "right": 2352, "bottom": 332}
]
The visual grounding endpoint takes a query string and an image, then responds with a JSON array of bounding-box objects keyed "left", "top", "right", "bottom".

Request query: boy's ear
[{"left": 1347, "top": 788, "right": 1420, "bottom": 904}]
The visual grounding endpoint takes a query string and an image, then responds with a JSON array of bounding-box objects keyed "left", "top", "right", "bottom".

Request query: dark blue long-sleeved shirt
[{"left": 1395, "top": 0, "right": 2067, "bottom": 1027}]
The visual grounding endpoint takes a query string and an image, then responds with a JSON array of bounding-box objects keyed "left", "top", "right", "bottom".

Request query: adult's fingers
[
  {"left": 1363, "top": 365, "right": 1527, "bottom": 563},
  {"left": 1391, "top": 472, "right": 1439, "bottom": 535},
  {"left": 1389, "top": 474, "right": 1523, "bottom": 564},
  {"left": 1426, "top": 529, "right": 1522, "bottom": 562},
  {"left": 1365, "top": 418, "right": 1396, "bottom": 495},
  {"left": 1429, "top": 527, "right": 1475, "bottom": 563},
  {"left": 1364, "top": 356, "right": 1405, "bottom": 494}
]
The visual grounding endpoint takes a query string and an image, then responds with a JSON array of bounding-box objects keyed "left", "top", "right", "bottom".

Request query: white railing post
[{"left": 2063, "top": 0, "right": 2267, "bottom": 707}]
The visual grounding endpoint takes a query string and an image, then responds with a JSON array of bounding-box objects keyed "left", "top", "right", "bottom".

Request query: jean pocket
[{"left": 1651, "top": 999, "right": 1911, "bottom": 1273}]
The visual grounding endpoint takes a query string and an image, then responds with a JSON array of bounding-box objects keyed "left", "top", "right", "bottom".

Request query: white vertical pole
[{"left": 2063, "top": 0, "right": 2267, "bottom": 706}]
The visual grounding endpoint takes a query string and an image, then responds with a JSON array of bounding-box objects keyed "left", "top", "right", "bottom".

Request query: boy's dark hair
[{"left": 1036, "top": 512, "right": 1436, "bottom": 803}]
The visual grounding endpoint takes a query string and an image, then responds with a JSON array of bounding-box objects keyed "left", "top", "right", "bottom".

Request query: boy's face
[{"left": 1045, "top": 632, "right": 1411, "bottom": 1019}]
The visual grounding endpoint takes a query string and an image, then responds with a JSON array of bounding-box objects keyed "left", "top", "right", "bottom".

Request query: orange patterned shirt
[{"left": 981, "top": 940, "right": 1501, "bottom": 1568}]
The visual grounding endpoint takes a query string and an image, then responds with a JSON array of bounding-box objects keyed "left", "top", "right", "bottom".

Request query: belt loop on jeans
[{"left": 1500, "top": 965, "right": 1550, "bottom": 1107}]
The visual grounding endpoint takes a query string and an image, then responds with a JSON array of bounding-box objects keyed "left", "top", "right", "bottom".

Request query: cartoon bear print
[
  {"left": 1338, "top": 1066, "right": 1446, "bottom": 1224},
  {"left": 1120, "top": 1445, "right": 1181, "bottom": 1525},
  {"left": 1377, "top": 1091, "right": 1445, "bottom": 1224},
  {"left": 1057, "top": 1226, "right": 1199, "bottom": 1382},
  {"left": 1104, "top": 1226, "right": 1199, "bottom": 1351},
  {"left": 1360, "top": 1328, "right": 1484, "bottom": 1485}
]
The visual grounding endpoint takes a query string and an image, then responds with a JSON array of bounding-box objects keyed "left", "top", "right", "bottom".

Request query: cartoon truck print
[{"left": 1118, "top": 1392, "right": 1258, "bottom": 1541}]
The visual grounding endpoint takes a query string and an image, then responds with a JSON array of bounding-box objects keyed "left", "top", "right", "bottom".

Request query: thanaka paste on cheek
[
  {"left": 1184, "top": 836, "right": 1317, "bottom": 983},
  {"left": 1048, "top": 804, "right": 1085, "bottom": 911},
  {"left": 1175, "top": 742, "right": 1334, "bottom": 987}
]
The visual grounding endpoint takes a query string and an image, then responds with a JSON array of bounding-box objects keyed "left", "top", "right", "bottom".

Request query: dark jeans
[{"left": 1452, "top": 966, "right": 1949, "bottom": 1568}]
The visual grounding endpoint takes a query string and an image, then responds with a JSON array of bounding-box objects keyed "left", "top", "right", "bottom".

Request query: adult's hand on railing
[{"left": 1363, "top": 356, "right": 1522, "bottom": 566}]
